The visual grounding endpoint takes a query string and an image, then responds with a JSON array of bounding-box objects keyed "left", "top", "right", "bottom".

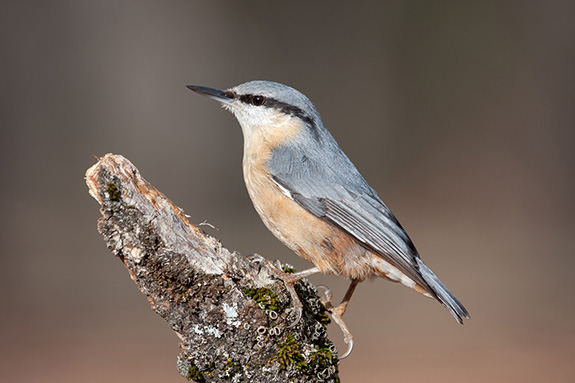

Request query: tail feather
[{"left": 416, "top": 258, "right": 470, "bottom": 324}]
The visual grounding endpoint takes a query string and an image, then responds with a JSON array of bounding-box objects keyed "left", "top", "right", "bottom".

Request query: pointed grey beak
[{"left": 187, "top": 85, "right": 234, "bottom": 104}]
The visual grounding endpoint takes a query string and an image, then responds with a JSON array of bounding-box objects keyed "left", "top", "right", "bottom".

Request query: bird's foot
[
  {"left": 261, "top": 259, "right": 303, "bottom": 327},
  {"left": 317, "top": 285, "right": 355, "bottom": 359},
  {"left": 327, "top": 304, "right": 354, "bottom": 358},
  {"left": 248, "top": 255, "right": 319, "bottom": 328}
]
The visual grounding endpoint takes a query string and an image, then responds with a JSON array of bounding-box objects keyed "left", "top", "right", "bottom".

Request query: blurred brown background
[{"left": 1, "top": 1, "right": 574, "bottom": 382}]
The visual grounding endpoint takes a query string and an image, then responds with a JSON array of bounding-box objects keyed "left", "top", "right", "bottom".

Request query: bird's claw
[
  {"left": 316, "top": 285, "right": 354, "bottom": 359},
  {"left": 257, "top": 257, "right": 304, "bottom": 328},
  {"left": 316, "top": 284, "right": 334, "bottom": 308},
  {"left": 327, "top": 306, "right": 354, "bottom": 359}
]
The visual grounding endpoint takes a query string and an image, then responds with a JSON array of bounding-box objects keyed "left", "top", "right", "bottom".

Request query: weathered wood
[{"left": 86, "top": 153, "right": 340, "bottom": 383}]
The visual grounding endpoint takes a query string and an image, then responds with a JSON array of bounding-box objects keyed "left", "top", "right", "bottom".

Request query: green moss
[
  {"left": 106, "top": 182, "right": 120, "bottom": 201},
  {"left": 186, "top": 365, "right": 205, "bottom": 382},
  {"left": 282, "top": 266, "right": 297, "bottom": 274},
  {"left": 274, "top": 333, "right": 307, "bottom": 371},
  {"left": 243, "top": 287, "right": 280, "bottom": 311},
  {"left": 316, "top": 310, "right": 330, "bottom": 326},
  {"left": 310, "top": 344, "right": 333, "bottom": 365}
]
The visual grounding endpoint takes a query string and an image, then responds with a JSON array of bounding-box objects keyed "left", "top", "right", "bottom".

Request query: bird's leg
[
  {"left": 318, "top": 279, "right": 360, "bottom": 359},
  {"left": 331, "top": 279, "right": 359, "bottom": 317},
  {"left": 249, "top": 255, "right": 320, "bottom": 327}
]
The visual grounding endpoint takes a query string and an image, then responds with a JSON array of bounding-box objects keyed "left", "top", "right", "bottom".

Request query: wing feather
[
  {"left": 284, "top": 178, "right": 430, "bottom": 290},
  {"left": 267, "top": 125, "right": 469, "bottom": 322}
]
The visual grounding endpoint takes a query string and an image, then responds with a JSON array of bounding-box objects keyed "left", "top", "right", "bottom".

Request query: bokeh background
[{"left": 1, "top": 1, "right": 574, "bottom": 382}]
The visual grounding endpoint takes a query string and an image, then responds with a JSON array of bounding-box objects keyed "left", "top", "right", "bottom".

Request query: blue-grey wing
[
  {"left": 272, "top": 172, "right": 470, "bottom": 323},
  {"left": 271, "top": 173, "right": 429, "bottom": 289},
  {"left": 268, "top": 130, "right": 469, "bottom": 323},
  {"left": 268, "top": 132, "right": 425, "bottom": 283}
]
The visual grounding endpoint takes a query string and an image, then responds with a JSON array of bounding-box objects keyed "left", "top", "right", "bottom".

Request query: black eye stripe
[
  {"left": 239, "top": 94, "right": 306, "bottom": 117},
  {"left": 237, "top": 93, "right": 320, "bottom": 140},
  {"left": 238, "top": 94, "right": 266, "bottom": 106},
  {"left": 266, "top": 99, "right": 314, "bottom": 126}
]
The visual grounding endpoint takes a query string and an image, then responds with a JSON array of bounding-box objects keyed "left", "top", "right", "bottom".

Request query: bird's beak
[{"left": 187, "top": 85, "right": 234, "bottom": 104}]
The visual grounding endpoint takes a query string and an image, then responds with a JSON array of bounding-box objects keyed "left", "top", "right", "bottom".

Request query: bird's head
[{"left": 188, "top": 80, "right": 323, "bottom": 148}]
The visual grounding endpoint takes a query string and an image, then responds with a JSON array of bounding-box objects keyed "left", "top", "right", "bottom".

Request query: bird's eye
[{"left": 251, "top": 95, "right": 266, "bottom": 106}]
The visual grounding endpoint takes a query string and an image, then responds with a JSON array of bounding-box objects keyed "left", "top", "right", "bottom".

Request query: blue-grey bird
[{"left": 187, "top": 81, "right": 469, "bottom": 357}]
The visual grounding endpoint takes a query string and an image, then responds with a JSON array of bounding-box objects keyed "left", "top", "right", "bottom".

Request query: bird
[{"left": 187, "top": 80, "right": 469, "bottom": 358}]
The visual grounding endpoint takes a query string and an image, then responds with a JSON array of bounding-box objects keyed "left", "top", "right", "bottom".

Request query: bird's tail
[{"left": 416, "top": 258, "right": 470, "bottom": 324}]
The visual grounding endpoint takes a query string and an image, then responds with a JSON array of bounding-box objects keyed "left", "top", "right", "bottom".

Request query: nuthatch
[{"left": 188, "top": 81, "right": 469, "bottom": 358}]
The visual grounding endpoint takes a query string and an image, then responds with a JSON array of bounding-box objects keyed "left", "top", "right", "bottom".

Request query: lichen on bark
[{"left": 86, "top": 154, "right": 340, "bottom": 382}]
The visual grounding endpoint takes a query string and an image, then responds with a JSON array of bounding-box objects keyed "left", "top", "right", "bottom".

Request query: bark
[{"left": 85, "top": 154, "right": 340, "bottom": 383}]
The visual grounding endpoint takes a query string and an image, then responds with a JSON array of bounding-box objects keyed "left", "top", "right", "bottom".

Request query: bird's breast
[{"left": 242, "top": 147, "right": 373, "bottom": 280}]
